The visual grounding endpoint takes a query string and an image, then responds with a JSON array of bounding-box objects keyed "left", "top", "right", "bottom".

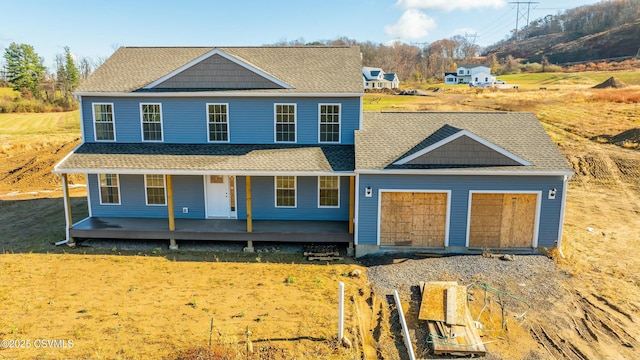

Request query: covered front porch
[{"left": 70, "top": 217, "right": 353, "bottom": 243}]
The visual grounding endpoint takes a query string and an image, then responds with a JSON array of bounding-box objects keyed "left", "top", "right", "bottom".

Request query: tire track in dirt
[{"left": 530, "top": 289, "right": 639, "bottom": 360}]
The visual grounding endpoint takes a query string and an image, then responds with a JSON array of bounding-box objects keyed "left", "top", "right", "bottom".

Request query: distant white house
[
  {"left": 444, "top": 65, "right": 496, "bottom": 85},
  {"left": 363, "top": 67, "right": 399, "bottom": 89}
]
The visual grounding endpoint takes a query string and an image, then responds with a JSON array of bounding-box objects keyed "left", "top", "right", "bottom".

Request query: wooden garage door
[
  {"left": 380, "top": 192, "right": 447, "bottom": 246},
  {"left": 468, "top": 193, "right": 537, "bottom": 248}
]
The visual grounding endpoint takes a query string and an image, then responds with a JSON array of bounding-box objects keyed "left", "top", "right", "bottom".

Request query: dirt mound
[
  {"left": 592, "top": 128, "right": 640, "bottom": 149},
  {"left": 0, "top": 138, "right": 83, "bottom": 195},
  {"left": 610, "top": 127, "right": 640, "bottom": 144},
  {"left": 593, "top": 76, "right": 628, "bottom": 89}
]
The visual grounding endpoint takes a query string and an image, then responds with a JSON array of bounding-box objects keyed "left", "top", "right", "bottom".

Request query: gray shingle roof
[
  {"left": 77, "top": 46, "right": 363, "bottom": 93},
  {"left": 55, "top": 143, "right": 354, "bottom": 174},
  {"left": 355, "top": 112, "right": 573, "bottom": 173}
]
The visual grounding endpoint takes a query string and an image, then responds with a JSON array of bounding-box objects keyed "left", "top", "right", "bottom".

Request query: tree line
[
  {"left": 1, "top": 43, "right": 103, "bottom": 112},
  {"left": 496, "top": 0, "right": 640, "bottom": 44}
]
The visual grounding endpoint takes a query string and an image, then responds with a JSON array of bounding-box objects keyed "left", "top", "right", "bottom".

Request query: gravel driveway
[{"left": 361, "top": 253, "right": 569, "bottom": 310}]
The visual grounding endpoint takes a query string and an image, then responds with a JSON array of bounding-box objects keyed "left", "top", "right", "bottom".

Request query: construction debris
[
  {"left": 304, "top": 245, "right": 342, "bottom": 261},
  {"left": 419, "top": 281, "right": 487, "bottom": 356}
]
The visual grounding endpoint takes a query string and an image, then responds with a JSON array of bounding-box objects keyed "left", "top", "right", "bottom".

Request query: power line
[{"left": 509, "top": 1, "right": 539, "bottom": 40}]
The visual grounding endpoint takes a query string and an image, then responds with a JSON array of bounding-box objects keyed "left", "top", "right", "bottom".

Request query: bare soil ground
[{"left": 1, "top": 84, "right": 639, "bottom": 359}]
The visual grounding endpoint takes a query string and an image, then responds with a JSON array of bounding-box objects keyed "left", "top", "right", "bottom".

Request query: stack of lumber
[
  {"left": 419, "top": 281, "right": 486, "bottom": 356},
  {"left": 304, "top": 245, "right": 343, "bottom": 261}
]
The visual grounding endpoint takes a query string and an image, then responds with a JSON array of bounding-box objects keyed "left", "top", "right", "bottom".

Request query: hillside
[{"left": 484, "top": 21, "right": 640, "bottom": 64}]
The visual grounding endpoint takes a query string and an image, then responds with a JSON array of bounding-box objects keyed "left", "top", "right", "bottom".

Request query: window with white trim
[
  {"left": 275, "top": 176, "right": 296, "bottom": 207},
  {"left": 99, "top": 174, "right": 120, "bottom": 204},
  {"left": 318, "top": 176, "right": 339, "bottom": 207},
  {"left": 141, "top": 103, "right": 163, "bottom": 141},
  {"left": 93, "top": 103, "right": 115, "bottom": 141},
  {"left": 274, "top": 104, "right": 296, "bottom": 142},
  {"left": 207, "top": 103, "right": 229, "bottom": 142},
  {"left": 319, "top": 104, "right": 340, "bottom": 143},
  {"left": 144, "top": 174, "right": 166, "bottom": 205}
]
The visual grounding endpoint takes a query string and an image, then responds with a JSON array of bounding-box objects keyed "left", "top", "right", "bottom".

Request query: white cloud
[
  {"left": 396, "top": 0, "right": 506, "bottom": 11},
  {"left": 384, "top": 9, "right": 437, "bottom": 39}
]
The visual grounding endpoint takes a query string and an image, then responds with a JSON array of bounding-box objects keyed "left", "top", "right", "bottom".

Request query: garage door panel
[
  {"left": 469, "top": 193, "right": 537, "bottom": 248},
  {"left": 469, "top": 194, "right": 503, "bottom": 247},
  {"left": 380, "top": 192, "right": 447, "bottom": 247}
]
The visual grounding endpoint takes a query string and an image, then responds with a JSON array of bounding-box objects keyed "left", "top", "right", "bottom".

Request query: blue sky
[{"left": 1, "top": 0, "right": 603, "bottom": 69}]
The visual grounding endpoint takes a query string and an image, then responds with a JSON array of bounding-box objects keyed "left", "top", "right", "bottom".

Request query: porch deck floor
[{"left": 70, "top": 217, "right": 352, "bottom": 242}]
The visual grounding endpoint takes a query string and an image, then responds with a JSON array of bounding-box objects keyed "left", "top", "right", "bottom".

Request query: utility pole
[
  {"left": 464, "top": 32, "right": 478, "bottom": 45},
  {"left": 509, "top": 1, "right": 539, "bottom": 41}
]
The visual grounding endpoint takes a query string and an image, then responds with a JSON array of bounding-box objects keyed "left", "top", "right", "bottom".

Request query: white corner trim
[
  {"left": 556, "top": 175, "right": 569, "bottom": 256},
  {"left": 375, "top": 189, "right": 452, "bottom": 247},
  {"left": 464, "top": 190, "right": 542, "bottom": 248},
  {"left": 142, "top": 48, "right": 293, "bottom": 90},
  {"left": 393, "top": 129, "right": 532, "bottom": 166}
]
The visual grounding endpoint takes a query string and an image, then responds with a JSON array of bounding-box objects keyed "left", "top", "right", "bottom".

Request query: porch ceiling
[{"left": 54, "top": 143, "right": 355, "bottom": 175}]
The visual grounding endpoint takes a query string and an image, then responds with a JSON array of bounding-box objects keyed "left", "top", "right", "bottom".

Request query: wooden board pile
[
  {"left": 419, "top": 281, "right": 487, "bottom": 356},
  {"left": 303, "top": 245, "right": 343, "bottom": 261}
]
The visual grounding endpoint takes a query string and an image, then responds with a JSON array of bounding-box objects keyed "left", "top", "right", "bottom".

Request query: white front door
[{"left": 205, "top": 175, "right": 234, "bottom": 218}]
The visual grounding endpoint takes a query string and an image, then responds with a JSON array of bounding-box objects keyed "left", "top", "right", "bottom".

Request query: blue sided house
[{"left": 54, "top": 46, "right": 573, "bottom": 257}]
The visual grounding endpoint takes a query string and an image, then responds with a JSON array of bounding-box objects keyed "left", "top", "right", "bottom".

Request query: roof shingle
[
  {"left": 355, "top": 112, "right": 573, "bottom": 173},
  {"left": 77, "top": 46, "right": 363, "bottom": 94},
  {"left": 55, "top": 143, "right": 355, "bottom": 174}
]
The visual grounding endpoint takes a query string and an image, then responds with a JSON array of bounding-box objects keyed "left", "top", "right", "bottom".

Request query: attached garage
[
  {"left": 467, "top": 192, "right": 540, "bottom": 248},
  {"left": 379, "top": 191, "right": 449, "bottom": 247}
]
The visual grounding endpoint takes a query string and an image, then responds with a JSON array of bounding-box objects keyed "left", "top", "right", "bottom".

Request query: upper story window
[
  {"left": 144, "top": 174, "right": 166, "bottom": 206},
  {"left": 140, "top": 103, "right": 163, "bottom": 141},
  {"left": 319, "top": 104, "right": 340, "bottom": 143},
  {"left": 207, "top": 103, "right": 229, "bottom": 142},
  {"left": 275, "top": 104, "right": 296, "bottom": 143},
  {"left": 275, "top": 176, "right": 296, "bottom": 207},
  {"left": 93, "top": 103, "right": 115, "bottom": 141},
  {"left": 318, "top": 176, "right": 340, "bottom": 207},
  {"left": 99, "top": 174, "right": 120, "bottom": 205}
]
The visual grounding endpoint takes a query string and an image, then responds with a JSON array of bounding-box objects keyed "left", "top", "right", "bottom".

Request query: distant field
[
  {"left": 496, "top": 70, "right": 640, "bottom": 88},
  {"left": 0, "top": 111, "right": 80, "bottom": 135}
]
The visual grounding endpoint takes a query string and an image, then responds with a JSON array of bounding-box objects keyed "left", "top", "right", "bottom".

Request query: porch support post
[
  {"left": 245, "top": 176, "right": 254, "bottom": 252},
  {"left": 166, "top": 174, "right": 178, "bottom": 250},
  {"left": 62, "top": 173, "right": 75, "bottom": 247},
  {"left": 348, "top": 176, "right": 355, "bottom": 256}
]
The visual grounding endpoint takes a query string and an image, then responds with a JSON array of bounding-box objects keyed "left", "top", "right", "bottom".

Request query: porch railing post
[
  {"left": 166, "top": 174, "right": 178, "bottom": 249},
  {"left": 62, "top": 173, "right": 75, "bottom": 247},
  {"left": 245, "top": 176, "right": 254, "bottom": 252}
]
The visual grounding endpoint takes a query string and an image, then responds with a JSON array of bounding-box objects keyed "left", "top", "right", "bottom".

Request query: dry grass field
[{"left": 1, "top": 72, "right": 639, "bottom": 359}]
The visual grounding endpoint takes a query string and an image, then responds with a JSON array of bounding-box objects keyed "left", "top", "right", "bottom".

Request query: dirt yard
[{"left": 1, "top": 83, "right": 639, "bottom": 359}]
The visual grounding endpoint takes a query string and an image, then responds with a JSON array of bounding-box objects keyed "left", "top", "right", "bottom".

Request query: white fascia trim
[
  {"left": 356, "top": 169, "right": 574, "bottom": 176},
  {"left": 464, "top": 190, "right": 542, "bottom": 248},
  {"left": 53, "top": 168, "right": 355, "bottom": 177},
  {"left": 142, "top": 48, "right": 293, "bottom": 90},
  {"left": 375, "top": 189, "right": 452, "bottom": 247},
  {"left": 78, "top": 96, "right": 86, "bottom": 146},
  {"left": 74, "top": 91, "right": 364, "bottom": 98},
  {"left": 394, "top": 129, "right": 532, "bottom": 166},
  {"left": 53, "top": 143, "right": 84, "bottom": 173}
]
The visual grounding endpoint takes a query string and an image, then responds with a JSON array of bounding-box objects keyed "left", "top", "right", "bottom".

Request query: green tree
[
  {"left": 3, "top": 43, "right": 46, "bottom": 97},
  {"left": 55, "top": 46, "right": 80, "bottom": 106}
]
